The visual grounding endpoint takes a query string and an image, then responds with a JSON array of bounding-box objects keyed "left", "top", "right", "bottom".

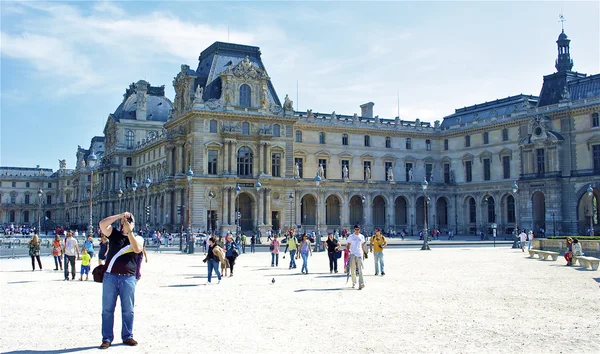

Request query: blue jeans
[
  {"left": 102, "top": 272, "right": 137, "bottom": 343},
  {"left": 207, "top": 259, "right": 221, "bottom": 283},
  {"left": 301, "top": 252, "right": 309, "bottom": 273},
  {"left": 251, "top": 244, "right": 255, "bottom": 253},
  {"left": 373, "top": 252, "right": 384, "bottom": 274},
  {"left": 289, "top": 250, "right": 297, "bottom": 268},
  {"left": 271, "top": 253, "right": 279, "bottom": 266}
]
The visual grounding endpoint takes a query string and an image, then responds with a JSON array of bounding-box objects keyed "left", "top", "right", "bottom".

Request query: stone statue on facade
[
  {"left": 261, "top": 84, "right": 268, "bottom": 109},
  {"left": 331, "top": 111, "right": 337, "bottom": 120},
  {"left": 284, "top": 94, "right": 294, "bottom": 111},
  {"left": 561, "top": 85, "right": 570, "bottom": 100},
  {"left": 294, "top": 162, "right": 300, "bottom": 179},
  {"left": 307, "top": 109, "right": 314, "bottom": 119},
  {"left": 387, "top": 167, "right": 394, "bottom": 182},
  {"left": 193, "top": 85, "right": 204, "bottom": 104},
  {"left": 59, "top": 159, "right": 66, "bottom": 170},
  {"left": 365, "top": 166, "right": 371, "bottom": 181},
  {"left": 343, "top": 165, "right": 349, "bottom": 181},
  {"left": 409, "top": 168, "right": 414, "bottom": 181},
  {"left": 318, "top": 163, "right": 325, "bottom": 179},
  {"left": 223, "top": 80, "right": 232, "bottom": 104},
  {"left": 353, "top": 113, "right": 358, "bottom": 121}
]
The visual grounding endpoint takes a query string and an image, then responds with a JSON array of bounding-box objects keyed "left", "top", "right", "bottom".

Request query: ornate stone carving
[
  {"left": 283, "top": 94, "right": 294, "bottom": 111},
  {"left": 330, "top": 111, "right": 337, "bottom": 120},
  {"left": 223, "top": 121, "right": 240, "bottom": 133},
  {"left": 231, "top": 56, "right": 269, "bottom": 80},
  {"left": 353, "top": 113, "right": 358, "bottom": 122},
  {"left": 343, "top": 165, "right": 349, "bottom": 181},
  {"left": 561, "top": 85, "right": 570, "bottom": 100},
  {"left": 205, "top": 98, "right": 223, "bottom": 110},
  {"left": 261, "top": 84, "right": 268, "bottom": 109},
  {"left": 222, "top": 79, "right": 232, "bottom": 104},
  {"left": 193, "top": 85, "right": 204, "bottom": 104},
  {"left": 307, "top": 109, "right": 314, "bottom": 118},
  {"left": 59, "top": 159, "right": 66, "bottom": 170},
  {"left": 269, "top": 103, "right": 282, "bottom": 114}
]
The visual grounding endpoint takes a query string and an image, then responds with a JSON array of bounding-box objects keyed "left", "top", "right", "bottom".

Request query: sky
[{"left": 1, "top": 1, "right": 599, "bottom": 170}]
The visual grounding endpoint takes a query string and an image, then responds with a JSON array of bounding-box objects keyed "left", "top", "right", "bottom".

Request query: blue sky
[{"left": 1, "top": 1, "right": 599, "bottom": 170}]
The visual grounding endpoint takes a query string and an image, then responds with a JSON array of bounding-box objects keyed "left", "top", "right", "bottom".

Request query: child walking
[
  {"left": 79, "top": 248, "right": 91, "bottom": 281},
  {"left": 343, "top": 244, "right": 351, "bottom": 273}
]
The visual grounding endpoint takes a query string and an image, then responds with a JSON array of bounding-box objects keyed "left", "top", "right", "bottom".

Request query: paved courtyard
[{"left": 1, "top": 247, "right": 599, "bottom": 353}]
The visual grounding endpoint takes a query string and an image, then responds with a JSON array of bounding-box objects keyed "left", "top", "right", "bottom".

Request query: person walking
[
  {"left": 370, "top": 227, "right": 387, "bottom": 276},
  {"left": 79, "top": 248, "right": 91, "bottom": 281},
  {"left": 28, "top": 234, "right": 43, "bottom": 271},
  {"left": 324, "top": 233, "right": 341, "bottom": 273},
  {"left": 250, "top": 234, "right": 256, "bottom": 253},
  {"left": 270, "top": 234, "right": 280, "bottom": 267},
  {"left": 224, "top": 234, "right": 239, "bottom": 277},
  {"left": 63, "top": 231, "right": 80, "bottom": 280},
  {"left": 299, "top": 234, "right": 312, "bottom": 274},
  {"left": 83, "top": 234, "right": 95, "bottom": 260},
  {"left": 52, "top": 235, "right": 63, "bottom": 271},
  {"left": 348, "top": 225, "right": 366, "bottom": 290},
  {"left": 527, "top": 230, "right": 534, "bottom": 250},
  {"left": 99, "top": 212, "right": 144, "bottom": 349},
  {"left": 518, "top": 229, "right": 527, "bottom": 252},
  {"left": 284, "top": 232, "right": 298, "bottom": 269},
  {"left": 98, "top": 235, "right": 109, "bottom": 265},
  {"left": 241, "top": 234, "right": 247, "bottom": 253},
  {"left": 203, "top": 237, "right": 222, "bottom": 284}
]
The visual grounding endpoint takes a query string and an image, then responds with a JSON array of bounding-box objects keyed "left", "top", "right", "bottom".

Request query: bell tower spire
[{"left": 555, "top": 12, "right": 573, "bottom": 72}]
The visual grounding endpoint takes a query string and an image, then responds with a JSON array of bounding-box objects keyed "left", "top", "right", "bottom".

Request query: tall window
[
  {"left": 465, "top": 135, "right": 471, "bottom": 147},
  {"left": 426, "top": 139, "right": 431, "bottom": 151},
  {"left": 385, "top": 137, "right": 391, "bottom": 148},
  {"left": 273, "top": 124, "right": 280, "bottom": 137},
  {"left": 26, "top": 182, "right": 30, "bottom": 188},
  {"left": 126, "top": 157, "right": 132, "bottom": 166},
  {"left": 294, "top": 158, "right": 303, "bottom": 178},
  {"left": 126, "top": 130, "right": 135, "bottom": 148},
  {"left": 483, "top": 132, "right": 489, "bottom": 144},
  {"left": 46, "top": 194, "right": 52, "bottom": 205},
  {"left": 342, "top": 134, "right": 348, "bottom": 146},
  {"left": 469, "top": 198, "right": 476, "bottom": 223},
  {"left": 507, "top": 195, "right": 515, "bottom": 223},
  {"left": 593, "top": 113, "right": 599, "bottom": 127},
  {"left": 444, "top": 139, "right": 448, "bottom": 151},
  {"left": 209, "top": 120, "right": 217, "bottom": 133},
  {"left": 364, "top": 135, "right": 370, "bottom": 147},
  {"left": 25, "top": 194, "right": 30, "bottom": 204},
  {"left": 239, "top": 84, "right": 251, "bottom": 107},
  {"left": 10, "top": 195, "right": 16, "bottom": 204},
  {"left": 425, "top": 163, "right": 433, "bottom": 182},
  {"left": 296, "top": 130, "right": 302, "bottom": 142},
  {"left": 242, "top": 122, "right": 250, "bottom": 135},
  {"left": 405, "top": 163, "right": 413, "bottom": 181},
  {"left": 318, "top": 159, "right": 327, "bottom": 179},
  {"left": 237, "top": 147, "right": 253, "bottom": 177},
  {"left": 341, "top": 160, "right": 349, "bottom": 178},
  {"left": 385, "top": 162, "right": 393, "bottom": 181},
  {"left": 9, "top": 210, "right": 15, "bottom": 222},
  {"left": 12, "top": 182, "right": 16, "bottom": 187},
  {"left": 502, "top": 156, "right": 511, "bottom": 179},
  {"left": 483, "top": 158, "right": 491, "bottom": 181},
  {"left": 593, "top": 145, "right": 600, "bottom": 172},
  {"left": 406, "top": 138, "right": 412, "bottom": 150},
  {"left": 363, "top": 161, "right": 371, "bottom": 180},
  {"left": 487, "top": 198, "right": 495, "bottom": 222},
  {"left": 272, "top": 153, "right": 281, "bottom": 177},
  {"left": 502, "top": 128, "right": 509, "bottom": 141},
  {"left": 536, "top": 148, "right": 545, "bottom": 174},
  {"left": 443, "top": 163, "right": 450, "bottom": 183},
  {"left": 23, "top": 210, "right": 29, "bottom": 223},
  {"left": 465, "top": 161, "right": 472, "bottom": 182},
  {"left": 319, "top": 132, "right": 326, "bottom": 144},
  {"left": 208, "top": 150, "right": 218, "bottom": 175}
]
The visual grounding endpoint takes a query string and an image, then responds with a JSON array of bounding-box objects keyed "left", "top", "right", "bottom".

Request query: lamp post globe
[{"left": 208, "top": 190, "right": 215, "bottom": 234}]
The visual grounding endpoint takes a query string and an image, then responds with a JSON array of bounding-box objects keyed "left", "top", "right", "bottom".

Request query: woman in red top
[{"left": 52, "top": 235, "right": 63, "bottom": 271}]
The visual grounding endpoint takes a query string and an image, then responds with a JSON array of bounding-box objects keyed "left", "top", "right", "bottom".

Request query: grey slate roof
[
  {"left": 440, "top": 94, "right": 537, "bottom": 128},
  {"left": 568, "top": 73, "right": 600, "bottom": 101},
  {"left": 111, "top": 82, "right": 173, "bottom": 122}
]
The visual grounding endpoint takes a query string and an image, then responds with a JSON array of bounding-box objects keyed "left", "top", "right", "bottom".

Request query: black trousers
[
  {"left": 31, "top": 255, "right": 42, "bottom": 270},
  {"left": 64, "top": 255, "right": 76, "bottom": 279},
  {"left": 327, "top": 252, "right": 338, "bottom": 272},
  {"left": 226, "top": 256, "right": 236, "bottom": 273}
]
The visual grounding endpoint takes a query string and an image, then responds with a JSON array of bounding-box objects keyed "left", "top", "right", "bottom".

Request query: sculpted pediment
[{"left": 230, "top": 56, "right": 269, "bottom": 81}]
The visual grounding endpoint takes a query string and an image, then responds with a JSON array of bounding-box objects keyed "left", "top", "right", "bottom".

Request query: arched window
[
  {"left": 242, "top": 122, "right": 250, "bottom": 135},
  {"left": 126, "top": 130, "right": 135, "bottom": 149},
  {"left": 273, "top": 124, "right": 280, "bottom": 137},
  {"left": 469, "top": 198, "right": 476, "bottom": 223},
  {"left": 385, "top": 137, "right": 391, "bottom": 148},
  {"left": 23, "top": 210, "right": 29, "bottom": 223},
  {"left": 364, "top": 135, "right": 371, "bottom": 147},
  {"left": 209, "top": 120, "right": 217, "bottom": 133},
  {"left": 342, "top": 134, "right": 348, "bottom": 146},
  {"left": 237, "top": 147, "right": 253, "bottom": 177},
  {"left": 240, "top": 84, "right": 251, "bottom": 107},
  {"left": 319, "top": 132, "right": 326, "bottom": 144},
  {"left": 296, "top": 130, "right": 303, "bottom": 142}
]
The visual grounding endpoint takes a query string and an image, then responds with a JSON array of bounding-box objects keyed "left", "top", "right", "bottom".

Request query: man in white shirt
[
  {"left": 347, "top": 224, "right": 365, "bottom": 290},
  {"left": 518, "top": 230, "right": 527, "bottom": 252},
  {"left": 63, "top": 231, "right": 80, "bottom": 280}
]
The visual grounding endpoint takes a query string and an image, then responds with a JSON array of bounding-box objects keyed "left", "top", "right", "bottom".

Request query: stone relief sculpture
[
  {"left": 365, "top": 166, "right": 371, "bottom": 180},
  {"left": 193, "top": 85, "right": 204, "bottom": 104},
  {"left": 409, "top": 168, "right": 414, "bottom": 181},
  {"left": 561, "top": 85, "right": 570, "bottom": 100},
  {"left": 261, "top": 84, "right": 268, "bottom": 108},
  {"left": 387, "top": 167, "right": 394, "bottom": 182},
  {"left": 223, "top": 80, "right": 232, "bottom": 104},
  {"left": 343, "top": 165, "right": 349, "bottom": 181},
  {"left": 307, "top": 109, "right": 314, "bottom": 118},
  {"left": 318, "top": 163, "right": 325, "bottom": 179},
  {"left": 283, "top": 94, "right": 294, "bottom": 111},
  {"left": 269, "top": 103, "right": 282, "bottom": 114},
  {"left": 294, "top": 163, "right": 300, "bottom": 179}
]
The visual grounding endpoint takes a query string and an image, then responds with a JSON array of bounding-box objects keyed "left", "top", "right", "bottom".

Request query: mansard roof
[
  {"left": 440, "top": 94, "right": 537, "bottom": 128},
  {"left": 567, "top": 73, "right": 600, "bottom": 101},
  {"left": 111, "top": 81, "right": 173, "bottom": 122},
  {"left": 193, "top": 42, "right": 281, "bottom": 106}
]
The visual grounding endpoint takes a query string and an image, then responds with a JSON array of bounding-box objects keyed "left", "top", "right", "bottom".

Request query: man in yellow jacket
[{"left": 370, "top": 227, "right": 387, "bottom": 276}]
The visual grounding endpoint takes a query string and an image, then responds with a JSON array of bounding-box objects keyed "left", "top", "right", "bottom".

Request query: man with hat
[
  {"left": 347, "top": 224, "right": 366, "bottom": 290},
  {"left": 370, "top": 227, "right": 387, "bottom": 276}
]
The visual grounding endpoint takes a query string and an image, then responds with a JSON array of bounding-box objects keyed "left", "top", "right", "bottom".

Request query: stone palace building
[{"left": 1, "top": 30, "right": 599, "bottom": 237}]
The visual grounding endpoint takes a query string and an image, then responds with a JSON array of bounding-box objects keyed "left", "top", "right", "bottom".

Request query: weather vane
[{"left": 559, "top": 10, "right": 566, "bottom": 31}]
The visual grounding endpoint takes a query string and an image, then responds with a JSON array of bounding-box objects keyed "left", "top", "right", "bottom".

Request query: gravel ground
[{"left": 1, "top": 247, "right": 599, "bottom": 354}]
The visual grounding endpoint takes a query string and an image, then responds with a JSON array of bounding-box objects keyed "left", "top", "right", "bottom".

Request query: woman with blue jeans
[
  {"left": 299, "top": 234, "right": 313, "bottom": 274},
  {"left": 270, "top": 235, "right": 280, "bottom": 267},
  {"left": 203, "top": 237, "right": 221, "bottom": 284}
]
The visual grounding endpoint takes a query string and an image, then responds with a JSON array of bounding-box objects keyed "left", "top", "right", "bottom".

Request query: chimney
[{"left": 360, "top": 102, "right": 374, "bottom": 118}]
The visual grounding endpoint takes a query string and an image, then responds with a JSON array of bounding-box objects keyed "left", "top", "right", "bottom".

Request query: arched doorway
[
  {"left": 484, "top": 196, "right": 496, "bottom": 224},
  {"left": 502, "top": 194, "right": 516, "bottom": 235},
  {"left": 237, "top": 192, "right": 254, "bottom": 231},
  {"left": 531, "top": 192, "right": 545, "bottom": 234},
  {"left": 9, "top": 210, "right": 15, "bottom": 223},
  {"left": 578, "top": 187, "right": 599, "bottom": 235},
  {"left": 349, "top": 195, "right": 364, "bottom": 226},
  {"left": 435, "top": 198, "right": 448, "bottom": 229},
  {"left": 394, "top": 196, "right": 408, "bottom": 229},
  {"left": 325, "top": 195, "right": 341, "bottom": 227},
  {"left": 373, "top": 196, "right": 386, "bottom": 230},
  {"left": 300, "top": 194, "right": 316, "bottom": 229}
]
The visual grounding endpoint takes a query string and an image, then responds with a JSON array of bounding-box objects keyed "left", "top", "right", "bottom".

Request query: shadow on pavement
[
  {"left": 4, "top": 345, "right": 99, "bottom": 353},
  {"left": 263, "top": 273, "right": 305, "bottom": 277},
  {"left": 314, "top": 275, "right": 346, "bottom": 279},
  {"left": 294, "top": 287, "right": 351, "bottom": 292},
  {"left": 161, "top": 284, "right": 201, "bottom": 288},
  {"left": 6, "top": 280, "right": 36, "bottom": 284},
  {"left": 593, "top": 278, "right": 600, "bottom": 283}
]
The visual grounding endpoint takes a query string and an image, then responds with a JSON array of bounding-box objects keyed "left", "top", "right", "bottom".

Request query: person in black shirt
[
  {"left": 98, "top": 212, "right": 144, "bottom": 350},
  {"left": 324, "top": 233, "right": 341, "bottom": 273},
  {"left": 203, "top": 237, "right": 222, "bottom": 284}
]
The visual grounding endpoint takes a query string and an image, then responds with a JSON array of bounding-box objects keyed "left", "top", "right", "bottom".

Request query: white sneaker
[{"left": 206, "top": 281, "right": 211, "bottom": 285}]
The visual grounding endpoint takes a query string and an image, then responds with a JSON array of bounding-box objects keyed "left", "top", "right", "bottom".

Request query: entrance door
[{"left": 272, "top": 211, "right": 280, "bottom": 232}]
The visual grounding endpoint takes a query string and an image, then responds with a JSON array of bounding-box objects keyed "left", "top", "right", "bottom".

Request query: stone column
[
  {"left": 266, "top": 188, "right": 272, "bottom": 226},
  {"left": 265, "top": 143, "right": 271, "bottom": 175},
  {"left": 256, "top": 143, "right": 262, "bottom": 177},
  {"left": 222, "top": 187, "right": 230, "bottom": 225},
  {"left": 231, "top": 142, "right": 238, "bottom": 176},
  {"left": 223, "top": 142, "right": 229, "bottom": 175}
]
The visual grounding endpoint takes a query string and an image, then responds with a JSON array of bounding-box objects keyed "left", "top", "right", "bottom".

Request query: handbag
[
  {"left": 232, "top": 247, "right": 239, "bottom": 257},
  {"left": 334, "top": 250, "right": 342, "bottom": 259},
  {"left": 92, "top": 264, "right": 107, "bottom": 283},
  {"left": 269, "top": 245, "right": 274, "bottom": 251}
]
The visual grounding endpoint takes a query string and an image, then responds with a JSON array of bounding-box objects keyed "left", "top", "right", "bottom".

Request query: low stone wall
[{"left": 533, "top": 239, "right": 600, "bottom": 258}]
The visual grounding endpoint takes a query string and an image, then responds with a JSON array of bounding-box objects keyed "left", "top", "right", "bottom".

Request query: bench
[
  {"left": 572, "top": 256, "right": 600, "bottom": 271},
  {"left": 528, "top": 249, "right": 559, "bottom": 261}
]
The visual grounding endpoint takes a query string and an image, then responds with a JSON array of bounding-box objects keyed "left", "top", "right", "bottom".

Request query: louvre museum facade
[{"left": 1, "top": 30, "right": 599, "bottom": 237}]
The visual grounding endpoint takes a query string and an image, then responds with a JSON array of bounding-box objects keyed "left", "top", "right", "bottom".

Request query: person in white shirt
[
  {"left": 347, "top": 224, "right": 366, "bottom": 290},
  {"left": 63, "top": 230, "right": 80, "bottom": 280},
  {"left": 527, "top": 230, "right": 534, "bottom": 250},
  {"left": 518, "top": 230, "right": 528, "bottom": 252}
]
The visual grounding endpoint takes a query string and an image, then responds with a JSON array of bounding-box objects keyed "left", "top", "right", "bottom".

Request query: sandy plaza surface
[{"left": 1, "top": 246, "right": 599, "bottom": 354}]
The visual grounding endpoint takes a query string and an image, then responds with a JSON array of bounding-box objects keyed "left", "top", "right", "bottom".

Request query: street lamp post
[
  {"left": 117, "top": 188, "right": 123, "bottom": 213},
  {"left": 87, "top": 152, "right": 97, "bottom": 237},
  {"left": 256, "top": 180, "right": 262, "bottom": 233},
  {"left": 37, "top": 188, "right": 43, "bottom": 235},
  {"left": 491, "top": 222, "right": 497, "bottom": 248},
  {"left": 132, "top": 180, "right": 138, "bottom": 225},
  {"left": 186, "top": 167, "right": 193, "bottom": 253},
  {"left": 552, "top": 212, "right": 556, "bottom": 237},
  {"left": 288, "top": 192, "right": 294, "bottom": 234},
  {"left": 208, "top": 190, "right": 215, "bottom": 234},
  {"left": 512, "top": 181, "right": 519, "bottom": 248},
  {"left": 588, "top": 184, "right": 595, "bottom": 236},
  {"left": 145, "top": 177, "right": 152, "bottom": 236},
  {"left": 421, "top": 178, "right": 430, "bottom": 250},
  {"left": 314, "top": 174, "right": 322, "bottom": 251},
  {"left": 235, "top": 183, "right": 241, "bottom": 236}
]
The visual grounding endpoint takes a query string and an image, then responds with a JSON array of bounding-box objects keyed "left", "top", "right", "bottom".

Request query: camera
[{"left": 126, "top": 217, "right": 133, "bottom": 223}]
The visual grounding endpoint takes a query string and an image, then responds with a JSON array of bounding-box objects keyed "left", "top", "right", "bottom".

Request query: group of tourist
[
  {"left": 563, "top": 237, "right": 584, "bottom": 265},
  {"left": 203, "top": 234, "right": 241, "bottom": 282}
]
